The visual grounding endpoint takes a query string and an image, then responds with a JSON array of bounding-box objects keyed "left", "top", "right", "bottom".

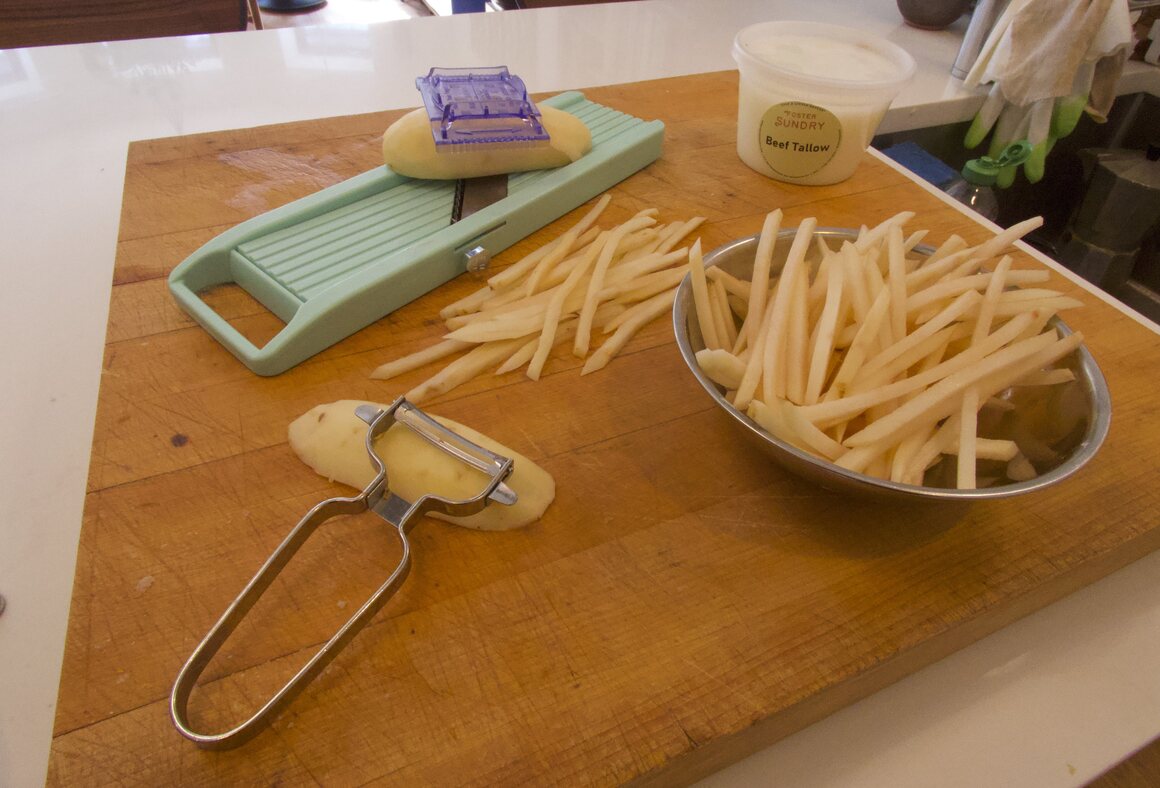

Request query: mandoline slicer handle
[{"left": 169, "top": 263, "right": 270, "bottom": 374}]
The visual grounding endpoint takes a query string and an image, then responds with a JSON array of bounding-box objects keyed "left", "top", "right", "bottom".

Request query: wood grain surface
[{"left": 47, "top": 71, "right": 1160, "bottom": 786}]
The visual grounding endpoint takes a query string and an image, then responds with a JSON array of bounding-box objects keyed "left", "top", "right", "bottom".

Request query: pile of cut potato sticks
[
  {"left": 690, "top": 209, "right": 1087, "bottom": 489},
  {"left": 371, "top": 194, "right": 705, "bottom": 402}
]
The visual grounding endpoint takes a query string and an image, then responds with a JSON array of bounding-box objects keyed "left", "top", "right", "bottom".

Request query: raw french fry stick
[
  {"left": 762, "top": 218, "right": 818, "bottom": 401},
  {"left": 613, "top": 227, "right": 662, "bottom": 261},
  {"left": 887, "top": 224, "right": 908, "bottom": 343},
  {"left": 488, "top": 195, "right": 610, "bottom": 290},
  {"left": 658, "top": 217, "right": 706, "bottom": 254},
  {"left": 581, "top": 286, "right": 678, "bottom": 375},
  {"left": 829, "top": 286, "right": 892, "bottom": 393},
  {"left": 804, "top": 262, "right": 845, "bottom": 405},
  {"left": 370, "top": 339, "right": 471, "bottom": 380},
  {"left": 1017, "top": 368, "right": 1076, "bottom": 386},
  {"left": 903, "top": 230, "right": 929, "bottom": 253},
  {"left": 903, "top": 414, "right": 962, "bottom": 483},
  {"left": 906, "top": 267, "right": 1049, "bottom": 315},
  {"left": 527, "top": 231, "right": 607, "bottom": 380},
  {"left": 515, "top": 230, "right": 603, "bottom": 295},
  {"left": 853, "top": 211, "right": 915, "bottom": 252},
  {"left": 971, "top": 255, "right": 1012, "bottom": 346},
  {"left": 904, "top": 247, "right": 975, "bottom": 292},
  {"left": 972, "top": 296, "right": 1084, "bottom": 324},
  {"left": 440, "top": 285, "right": 495, "bottom": 320},
  {"left": 497, "top": 337, "right": 542, "bottom": 376},
  {"left": 943, "top": 255, "right": 988, "bottom": 284},
  {"left": 973, "top": 215, "right": 1044, "bottom": 260},
  {"left": 781, "top": 400, "right": 845, "bottom": 461},
  {"left": 957, "top": 387, "right": 980, "bottom": 489},
  {"left": 607, "top": 249, "right": 689, "bottom": 289},
  {"left": 806, "top": 251, "right": 836, "bottom": 309},
  {"left": 688, "top": 239, "right": 721, "bottom": 351},
  {"left": 444, "top": 314, "right": 545, "bottom": 343},
  {"left": 833, "top": 443, "right": 887, "bottom": 474},
  {"left": 710, "top": 277, "right": 738, "bottom": 351},
  {"left": 785, "top": 267, "right": 811, "bottom": 404},
  {"left": 743, "top": 210, "right": 782, "bottom": 349},
  {"left": 443, "top": 286, "right": 556, "bottom": 329},
  {"left": 524, "top": 223, "right": 585, "bottom": 296},
  {"left": 695, "top": 348, "right": 747, "bottom": 390},
  {"left": 746, "top": 399, "right": 796, "bottom": 450},
  {"left": 732, "top": 290, "right": 778, "bottom": 411},
  {"left": 601, "top": 266, "right": 688, "bottom": 305},
  {"left": 706, "top": 266, "right": 752, "bottom": 302},
  {"left": 949, "top": 437, "right": 1019, "bottom": 462},
  {"left": 867, "top": 243, "right": 887, "bottom": 282},
  {"left": 890, "top": 425, "right": 933, "bottom": 482},
  {"left": 406, "top": 339, "right": 525, "bottom": 403},
  {"left": 1008, "top": 452, "right": 1037, "bottom": 481},
  {"left": 839, "top": 241, "right": 872, "bottom": 323},
  {"left": 925, "top": 234, "right": 968, "bottom": 263}
]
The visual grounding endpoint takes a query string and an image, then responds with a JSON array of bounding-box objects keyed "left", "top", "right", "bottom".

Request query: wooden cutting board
[{"left": 48, "top": 71, "right": 1160, "bottom": 785}]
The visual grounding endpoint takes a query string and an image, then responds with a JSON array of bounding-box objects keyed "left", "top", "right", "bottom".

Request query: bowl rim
[{"left": 672, "top": 227, "right": 1112, "bottom": 501}]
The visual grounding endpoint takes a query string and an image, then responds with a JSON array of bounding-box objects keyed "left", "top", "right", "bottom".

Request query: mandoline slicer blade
[{"left": 167, "top": 92, "right": 664, "bottom": 376}]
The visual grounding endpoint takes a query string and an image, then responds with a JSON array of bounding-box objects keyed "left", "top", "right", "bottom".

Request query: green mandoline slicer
[{"left": 167, "top": 90, "right": 665, "bottom": 376}]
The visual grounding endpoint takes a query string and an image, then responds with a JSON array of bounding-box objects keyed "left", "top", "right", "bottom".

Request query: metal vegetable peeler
[{"left": 170, "top": 397, "right": 516, "bottom": 749}]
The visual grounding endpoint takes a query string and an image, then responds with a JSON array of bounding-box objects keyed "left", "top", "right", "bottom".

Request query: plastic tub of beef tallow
[{"left": 732, "top": 21, "right": 916, "bottom": 185}]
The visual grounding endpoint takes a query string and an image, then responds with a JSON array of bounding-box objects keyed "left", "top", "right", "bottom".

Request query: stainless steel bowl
[{"left": 672, "top": 228, "right": 1112, "bottom": 501}]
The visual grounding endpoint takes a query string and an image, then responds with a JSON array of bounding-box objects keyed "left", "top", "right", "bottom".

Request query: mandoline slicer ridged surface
[{"left": 234, "top": 98, "right": 648, "bottom": 305}]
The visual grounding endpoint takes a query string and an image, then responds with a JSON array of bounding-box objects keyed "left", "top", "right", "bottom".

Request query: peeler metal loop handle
[{"left": 170, "top": 397, "right": 515, "bottom": 749}]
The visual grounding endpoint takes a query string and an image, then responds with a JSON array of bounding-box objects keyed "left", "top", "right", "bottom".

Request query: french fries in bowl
[{"left": 672, "top": 211, "right": 1111, "bottom": 501}]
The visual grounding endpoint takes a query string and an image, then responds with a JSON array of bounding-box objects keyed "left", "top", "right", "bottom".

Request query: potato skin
[
  {"left": 381, "top": 105, "right": 591, "bottom": 180},
  {"left": 288, "top": 400, "right": 555, "bottom": 530}
]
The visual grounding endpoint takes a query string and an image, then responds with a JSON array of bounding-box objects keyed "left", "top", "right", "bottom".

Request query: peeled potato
[
  {"left": 382, "top": 105, "right": 591, "bottom": 180},
  {"left": 288, "top": 400, "right": 554, "bottom": 531}
]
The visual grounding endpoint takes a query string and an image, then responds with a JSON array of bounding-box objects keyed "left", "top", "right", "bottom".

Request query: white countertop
[{"left": 2, "top": 1, "right": 1158, "bottom": 785}]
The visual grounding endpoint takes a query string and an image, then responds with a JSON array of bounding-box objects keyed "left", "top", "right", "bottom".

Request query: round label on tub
[{"left": 757, "top": 102, "right": 841, "bottom": 179}]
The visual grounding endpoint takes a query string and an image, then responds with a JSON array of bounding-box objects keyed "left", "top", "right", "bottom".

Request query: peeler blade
[{"left": 356, "top": 402, "right": 518, "bottom": 505}]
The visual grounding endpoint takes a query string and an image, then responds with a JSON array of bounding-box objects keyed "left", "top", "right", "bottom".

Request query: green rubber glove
[
  {"left": 1051, "top": 93, "right": 1087, "bottom": 138},
  {"left": 964, "top": 89, "right": 1088, "bottom": 186}
]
